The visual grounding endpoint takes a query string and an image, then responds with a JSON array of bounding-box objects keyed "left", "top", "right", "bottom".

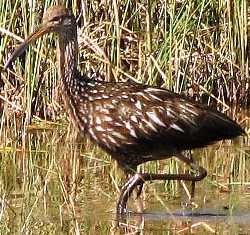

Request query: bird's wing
[
  {"left": 82, "top": 84, "right": 201, "bottom": 149},
  {"left": 78, "top": 82, "right": 241, "bottom": 158}
]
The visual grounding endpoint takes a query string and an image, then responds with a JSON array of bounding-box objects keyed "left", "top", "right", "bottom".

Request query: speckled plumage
[
  {"left": 5, "top": 6, "right": 244, "bottom": 213},
  {"left": 66, "top": 77, "right": 243, "bottom": 171}
]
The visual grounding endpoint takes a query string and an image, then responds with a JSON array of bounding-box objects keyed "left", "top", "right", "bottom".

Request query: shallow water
[{"left": 0, "top": 121, "right": 249, "bottom": 234}]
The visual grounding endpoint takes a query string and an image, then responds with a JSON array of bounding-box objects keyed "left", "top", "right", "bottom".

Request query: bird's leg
[
  {"left": 190, "top": 155, "right": 196, "bottom": 198},
  {"left": 117, "top": 173, "right": 145, "bottom": 214},
  {"left": 117, "top": 155, "right": 207, "bottom": 214},
  {"left": 121, "top": 165, "right": 144, "bottom": 201},
  {"left": 175, "top": 153, "right": 205, "bottom": 199}
]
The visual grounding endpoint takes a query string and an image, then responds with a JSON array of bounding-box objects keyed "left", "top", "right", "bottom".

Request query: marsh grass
[
  {"left": 0, "top": 0, "right": 249, "bottom": 234},
  {"left": 0, "top": 124, "right": 248, "bottom": 233}
]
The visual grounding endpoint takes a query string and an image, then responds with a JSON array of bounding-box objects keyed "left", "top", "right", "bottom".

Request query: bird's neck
[
  {"left": 57, "top": 31, "right": 86, "bottom": 131},
  {"left": 58, "top": 31, "right": 78, "bottom": 89}
]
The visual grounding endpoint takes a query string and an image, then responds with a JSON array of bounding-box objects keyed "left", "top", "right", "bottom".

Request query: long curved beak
[{"left": 4, "top": 22, "right": 54, "bottom": 70}]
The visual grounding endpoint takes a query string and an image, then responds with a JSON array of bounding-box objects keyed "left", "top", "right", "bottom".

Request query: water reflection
[
  {"left": 114, "top": 208, "right": 250, "bottom": 234},
  {"left": 0, "top": 118, "right": 249, "bottom": 234}
]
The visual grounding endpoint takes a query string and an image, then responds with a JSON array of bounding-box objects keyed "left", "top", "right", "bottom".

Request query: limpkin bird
[{"left": 5, "top": 6, "right": 244, "bottom": 214}]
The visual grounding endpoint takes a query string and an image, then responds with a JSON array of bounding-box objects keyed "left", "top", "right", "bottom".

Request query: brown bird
[{"left": 5, "top": 6, "right": 244, "bottom": 214}]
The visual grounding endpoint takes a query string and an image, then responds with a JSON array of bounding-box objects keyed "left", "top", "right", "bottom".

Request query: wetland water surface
[{"left": 0, "top": 121, "right": 249, "bottom": 234}]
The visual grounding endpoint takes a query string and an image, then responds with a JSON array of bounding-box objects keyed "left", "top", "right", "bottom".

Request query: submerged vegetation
[{"left": 0, "top": 0, "right": 249, "bottom": 234}]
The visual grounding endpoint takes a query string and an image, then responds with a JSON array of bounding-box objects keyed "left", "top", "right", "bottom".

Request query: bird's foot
[{"left": 181, "top": 199, "right": 199, "bottom": 209}]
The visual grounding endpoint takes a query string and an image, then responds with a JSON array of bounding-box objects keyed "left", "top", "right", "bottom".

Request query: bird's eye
[{"left": 50, "top": 16, "right": 62, "bottom": 22}]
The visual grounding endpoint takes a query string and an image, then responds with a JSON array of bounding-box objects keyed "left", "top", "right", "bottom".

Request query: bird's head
[
  {"left": 42, "top": 6, "right": 75, "bottom": 33},
  {"left": 5, "top": 5, "right": 75, "bottom": 69}
]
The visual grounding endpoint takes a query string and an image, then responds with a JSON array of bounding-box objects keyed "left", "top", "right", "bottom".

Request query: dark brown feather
[{"left": 65, "top": 78, "right": 244, "bottom": 169}]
